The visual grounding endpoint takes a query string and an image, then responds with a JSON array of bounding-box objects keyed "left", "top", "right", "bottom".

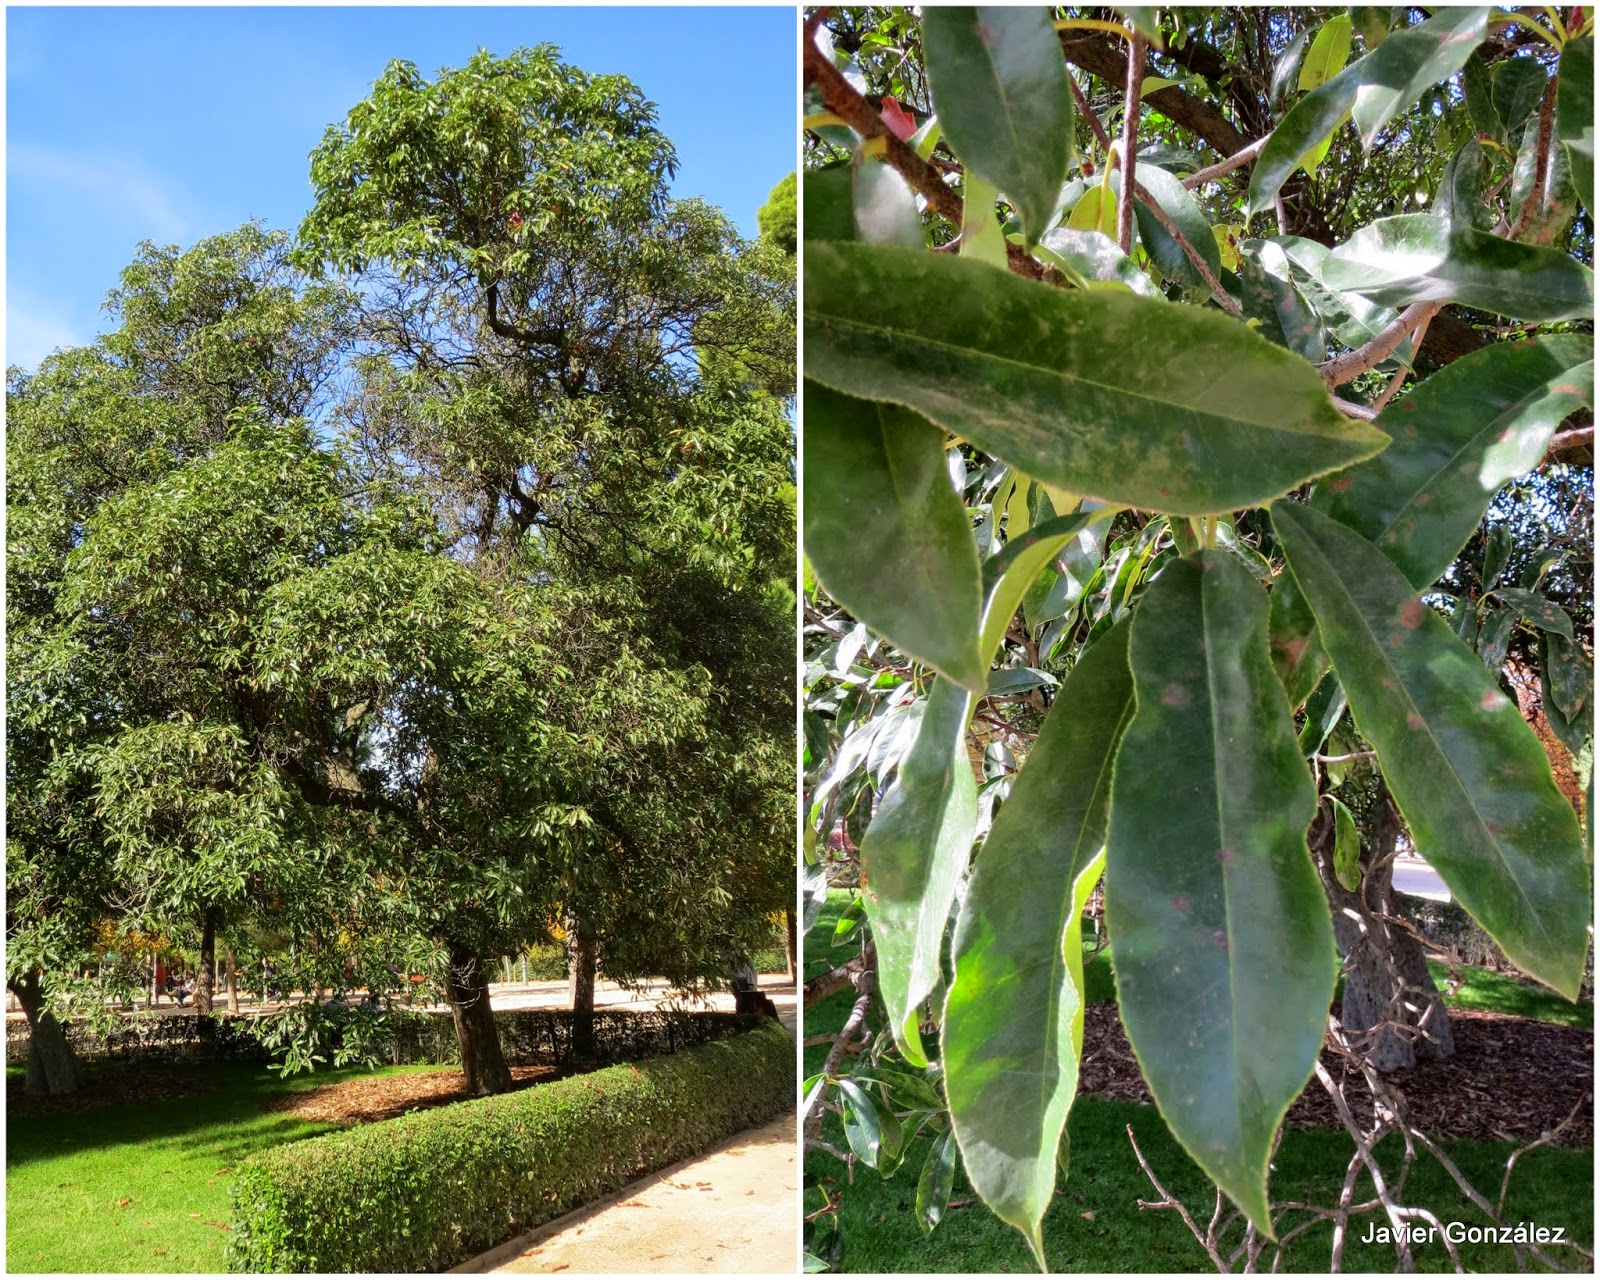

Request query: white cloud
[
  {"left": 5, "top": 291, "right": 86, "bottom": 372},
  {"left": 8, "top": 143, "right": 189, "bottom": 243}
]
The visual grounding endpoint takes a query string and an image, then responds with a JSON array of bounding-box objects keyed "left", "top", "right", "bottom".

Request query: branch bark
[
  {"left": 804, "top": 943, "right": 877, "bottom": 1007},
  {"left": 1118, "top": 34, "right": 1148, "bottom": 253},
  {"left": 1318, "top": 302, "right": 1443, "bottom": 388}
]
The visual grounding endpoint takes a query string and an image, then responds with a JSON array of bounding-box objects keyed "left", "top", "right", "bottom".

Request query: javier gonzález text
[{"left": 1362, "top": 1221, "right": 1567, "bottom": 1246}]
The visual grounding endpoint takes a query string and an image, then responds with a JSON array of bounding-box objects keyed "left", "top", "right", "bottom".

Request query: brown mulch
[
  {"left": 1079, "top": 1004, "right": 1593, "bottom": 1149},
  {"left": 6, "top": 1066, "right": 223, "bottom": 1115},
  {"left": 264, "top": 1063, "right": 566, "bottom": 1125}
]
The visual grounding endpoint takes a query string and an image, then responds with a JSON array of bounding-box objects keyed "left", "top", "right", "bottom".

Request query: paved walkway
[{"left": 456, "top": 1112, "right": 797, "bottom": 1274}]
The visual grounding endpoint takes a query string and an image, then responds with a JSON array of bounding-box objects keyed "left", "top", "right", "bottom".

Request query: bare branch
[{"left": 1318, "top": 302, "right": 1444, "bottom": 387}]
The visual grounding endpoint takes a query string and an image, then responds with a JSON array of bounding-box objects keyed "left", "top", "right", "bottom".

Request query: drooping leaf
[
  {"left": 1556, "top": 37, "right": 1593, "bottom": 213},
  {"left": 1324, "top": 213, "right": 1595, "bottom": 322},
  {"left": 1237, "top": 239, "right": 1327, "bottom": 362},
  {"left": 857, "top": 676, "right": 978, "bottom": 1066},
  {"left": 945, "top": 619, "right": 1134, "bottom": 1265},
  {"left": 1315, "top": 336, "right": 1593, "bottom": 589},
  {"left": 1433, "top": 139, "right": 1493, "bottom": 231},
  {"left": 962, "top": 172, "right": 1010, "bottom": 270},
  {"left": 1330, "top": 795, "right": 1363, "bottom": 892},
  {"left": 923, "top": 6, "right": 1075, "bottom": 244},
  {"left": 1269, "top": 565, "right": 1329, "bottom": 710},
  {"left": 1491, "top": 56, "right": 1548, "bottom": 136},
  {"left": 1299, "top": 15, "right": 1353, "bottom": 92},
  {"left": 803, "top": 383, "right": 985, "bottom": 689},
  {"left": 1544, "top": 632, "right": 1590, "bottom": 724},
  {"left": 1272, "top": 501, "right": 1589, "bottom": 999},
  {"left": 1476, "top": 606, "right": 1516, "bottom": 672},
  {"left": 804, "top": 241, "right": 1389, "bottom": 516},
  {"left": 1509, "top": 108, "right": 1578, "bottom": 246},
  {"left": 1119, "top": 163, "right": 1222, "bottom": 289},
  {"left": 916, "top": 1130, "right": 958, "bottom": 1233},
  {"left": 854, "top": 157, "right": 925, "bottom": 248},
  {"left": 1248, "top": 7, "right": 1490, "bottom": 214},
  {"left": 1483, "top": 524, "right": 1512, "bottom": 589},
  {"left": 1270, "top": 27, "right": 1313, "bottom": 108},
  {"left": 1462, "top": 51, "right": 1499, "bottom": 137},
  {"left": 1493, "top": 587, "right": 1575, "bottom": 640},
  {"left": 839, "top": 1077, "right": 900, "bottom": 1169},
  {"left": 1106, "top": 552, "right": 1332, "bottom": 1236},
  {"left": 1034, "top": 227, "right": 1162, "bottom": 297}
]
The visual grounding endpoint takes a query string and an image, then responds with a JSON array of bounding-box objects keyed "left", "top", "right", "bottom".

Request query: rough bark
[
  {"left": 567, "top": 918, "right": 599, "bottom": 1060},
  {"left": 445, "top": 944, "right": 513, "bottom": 1096},
  {"left": 1310, "top": 789, "right": 1455, "bottom": 1072},
  {"left": 196, "top": 908, "right": 217, "bottom": 1015},
  {"left": 784, "top": 910, "right": 798, "bottom": 980},
  {"left": 11, "top": 969, "right": 83, "bottom": 1097}
]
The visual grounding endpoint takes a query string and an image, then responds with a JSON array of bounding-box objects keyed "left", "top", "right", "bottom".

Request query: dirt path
[{"left": 456, "top": 1113, "right": 797, "bottom": 1274}]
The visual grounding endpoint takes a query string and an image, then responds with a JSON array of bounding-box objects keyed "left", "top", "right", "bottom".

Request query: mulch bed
[
  {"left": 264, "top": 1064, "right": 566, "bottom": 1125},
  {"left": 1079, "top": 1004, "right": 1593, "bottom": 1149}
]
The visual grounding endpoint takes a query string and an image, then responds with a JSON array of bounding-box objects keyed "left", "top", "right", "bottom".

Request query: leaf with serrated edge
[
  {"left": 923, "top": 6, "right": 1074, "bottom": 244},
  {"left": 1106, "top": 553, "right": 1332, "bottom": 1237},
  {"left": 804, "top": 383, "right": 985, "bottom": 689},
  {"left": 945, "top": 619, "right": 1134, "bottom": 1266},
  {"left": 1315, "top": 337, "right": 1593, "bottom": 589},
  {"left": 805, "top": 241, "right": 1387, "bottom": 516},
  {"left": 1272, "top": 501, "right": 1588, "bottom": 998}
]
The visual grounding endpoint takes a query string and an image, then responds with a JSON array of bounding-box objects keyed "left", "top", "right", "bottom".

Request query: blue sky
[{"left": 6, "top": 6, "right": 797, "bottom": 371}]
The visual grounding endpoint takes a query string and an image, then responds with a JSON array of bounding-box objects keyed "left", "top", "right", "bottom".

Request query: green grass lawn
[
  {"left": 805, "top": 890, "right": 1593, "bottom": 1273},
  {"left": 5, "top": 1059, "right": 439, "bottom": 1273}
]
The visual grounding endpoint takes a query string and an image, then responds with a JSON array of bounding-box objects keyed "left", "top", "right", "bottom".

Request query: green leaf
[
  {"left": 1121, "top": 163, "right": 1223, "bottom": 289},
  {"left": 1544, "top": 632, "right": 1590, "bottom": 724},
  {"left": 1270, "top": 27, "right": 1313, "bottom": 108},
  {"left": 1483, "top": 524, "right": 1512, "bottom": 589},
  {"left": 1434, "top": 139, "right": 1494, "bottom": 232},
  {"left": 1237, "top": 239, "right": 1327, "bottom": 362},
  {"left": 1510, "top": 106, "right": 1577, "bottom": 246},
  {"left": 1297, "top": 670, "right": 1347, "bottom": 755},
  {"left": 1330, "top": 795, "right": 1362, "bottom": 892},
  {"left": 1493, "top": 587, "right": 1574, "bottom": 640},
  {"left": 839, "top": 1077, "right": 897, "bottom": 1168},
  {"left": 1106, "top": 552, "right": 1332, "bottom": 1236},
  {"left": 1314, "top": 336, "right": 1593, "bottom": 589},
  {"left": 1248, "top": 8, "right": 1489, "bottom": 214},
  {"left": 1271, "top": 501, "right": 1589, "bottom": 999},
  {"left": 1462, "top": 52, "right": 1500, "bottom": 138},
  {"left": 1324, "top": 213, "right": 1594, "bottom": 322},
  {"left": 802, "top": 383, "right": 985, "bottom": 690},
  {"left": 858, "top": 677, "right": 977, "bottom": 1066},
  {"left": 962, "top": 172, "right": 1010, "bottom": 269},
  {"left": 854, "top": 158, "right": 925, "bottom": 248},
  {"left": 1034, "top": 227, "right": 1162, "bottom": 298},
  {"left": 916, "top": 1130, "right": 958, "bottom": 1234},
  {"left": 804, "top": 166, "right": 857, "bottom": 244},
  {"left": 1476, "top": 606, "right": 1516, "bottom": 672},
  {"left": 981, "top": 511, "right": 1105, "bottom": 662},
  {"left": 1491, "top": 56, "right": 1547, "bottom": 136},
  {"left": 923, "top": 6, "right": 1075, "bottom": 244},
  {"left": 1065, "top": 183, "right": 1118, "bottom": 238},
  {"left": 1299, "top": 15, "right": 1353, "bottom": 92},
  {"left": 1556, "top": 37, "right": 1593, "bottom": 213},
  {"left": 944, "top": 619, "right": 1134, "bottom": 1265},
  {"left": 1350, "top": 6, "right": 1397, "bottom": 51},
  {"left": 804, "top": 241, "right": 1389, "bottom": 517}
]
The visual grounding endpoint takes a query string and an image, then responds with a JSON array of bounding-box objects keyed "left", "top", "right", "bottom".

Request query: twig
[
  {"left": 1370, "top": 308, "right": 1435, "bottom": 413},
  {"left": 1182, "top": 135, "right": 1270, "bottom": 189},
  {"left": 1511, "top": 73, "right": 1559, "bottom": 243},
  {"left": 803, "top": 982, "right": 872, "bottom": 1145},
  {"left": 1118, "top": 34, "right": 1148, "bottom": 254},
  {"left": 1068, "top": 72, "right": 1113, "bottom": 153},
  {"left": 1130, "top": 178, "right": 1244, "bottom": 316},
  {"left": 1126, "top": 1124, "right": 1231, "bottom": 1272},
  {"left": 1318, "top": 302, "right": 1443, "bottom": 387},
  {"left": 804, "top": 943, "right": 876, "bottom": 1006}
]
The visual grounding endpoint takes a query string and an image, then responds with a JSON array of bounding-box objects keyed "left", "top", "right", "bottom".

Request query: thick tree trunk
[
  {"left": 446, "top": 944, "right": 512, "bottom": 1096},
  {"left": 568, "top": 918, "right": 599, "bottom": 1060},
  {"left": 196, "top": 908, "right": 218, "bottom": 1015},
  {"left": 11, "top": 970, "right": 83, "bottom": 1097},
  {"left": 1310, "top": 787, "right": 1454, "bottom": 1072},
  {"left": 225, "top": 950, "right": 240, "bottom": 1015},
  {"left": 784, "top": 911, "right": 798, "bottom": 980}
]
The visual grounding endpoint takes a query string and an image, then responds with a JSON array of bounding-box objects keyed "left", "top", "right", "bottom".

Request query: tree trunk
[
  {"left": 446, "top": 944, "right": 512, "bottom": 1096},
  {"left": 1310, "top": 787, "right": 1454, "bottom": 1072},
  {"left": 784, "top": 911, "right": 798, "bottom": 980},
  {"left": 225, "top": 949, "right": 240, "bottom": 1015},
  {"left": 568, "top": 917, "right": 599, "bottom": 1060},
  {"left": 11, "top": 969, "right": 83, "bottom": 1097},
  {"left": 196, "top": 908, "right": 218, "bottom": 1015}
]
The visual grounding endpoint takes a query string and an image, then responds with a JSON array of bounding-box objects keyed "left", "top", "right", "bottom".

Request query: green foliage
[
  {"left": 758, "top": 171, "right": 799, "bottom": 255},
  {"left": 227, "top": 1022, "right": 794, "bottom": 1272}
]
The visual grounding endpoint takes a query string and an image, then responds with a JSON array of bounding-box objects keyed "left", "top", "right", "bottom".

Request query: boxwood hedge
[{"left": 227, "top": 1019, "right": 793, "bottom": 1272}]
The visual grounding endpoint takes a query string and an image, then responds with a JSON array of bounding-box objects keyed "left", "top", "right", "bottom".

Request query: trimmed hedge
[{"left": 227, "top": 1020, "right": 794, "bottom": 1272}]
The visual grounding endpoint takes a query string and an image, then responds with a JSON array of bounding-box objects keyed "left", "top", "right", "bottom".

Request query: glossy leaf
[
  {"left": 1556, "top": 37, "right": 1593, "bottom": 213},
  {"left": 945, "top": 620, "right": 1134, "bottom": 1265},
  {"left": 1034, "top": 227, "right": 1162, "bottom": 297},
  {"left": 1106, "top": 553, "right": 1332, "bottom": 1236},
  {"left": 1248, "top": 8, "right": 1489, "bottom": 214},
  {"left": 1510, "top": 110, "right": 1577, "bottom": 246},
  {"left": 1433, "top": 140, "right": 1493, "bottom": 232},
  {"left": 923, "top": 6, "right": 1074, "bottom": 244},
  {"left": 1477, "top": 606, "right": 1515, "bottom": 672},
  {"left": 1483, "top": 525, "right": 1512, "bottom": 589},
  {"left": 1120, "top": 163, "right": 1222, "bottom": 289},
  {"left": 1544, "top": 632, "right": 1590, "bottom": 724},
  {"left": 1272, "top": 501, "right": 1589, "bottom": 999},
  {"left": 1493, "top": 587, "right": 1574, "bottom": 640},
  {"left": 1463, "top": 52, "right": 1499, "bottom": 137},
  {"left": 1315, "top": 336, "right": 1593, "bottom": 589},
  {"left": 1066, "top": 183, "right": 1118, "bottom": 238},
  {"left": 1238, "top": 239, "right": 1327, "bottom": 362},
  {"left": 805, "top": 241, "right": 1388, "bottom": 516},
  {"left": 1270, "top": 27, "right": 1313, "bottom": 108},
  {"left": 854, "top": 158, "right": 925, "bottom": 248},
  {"left": 839, "top": 1077, "right": 900, "bottom": 1169},
  {"left": 858, "top": 677, "right": 978, "bottom": 1066},
  {"left": 1323, "top": 215, "right": 1594, "bottom": 321},
  {"left": 1330, "top": 795, "right": 1362, "bottom": 892},
  {"left": 1299, "top": 15, "right": 1353, "bottom": 92},
  {"left": 916, "top": 1131, "right": 957, "bottom": 1233},
  {"left": 1490, "top": 56, "right": 1547, "bottom": 136}
]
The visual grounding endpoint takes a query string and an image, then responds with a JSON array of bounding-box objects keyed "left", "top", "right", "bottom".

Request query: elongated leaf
[
  {"left": 1272, "top": 501, "right": 1589, "bottom": 998},
  {"left": 1477, "top": 606, "right": 1516, "bottom": 672},
  {"left": 1034, "top": 227, "right": 1162, "bottom": 297},
  {"left": 916, "top": 1131, "right": 958, "bottom": 1233},
  {"left": 1494, "top": 587, "right": 1574, "bottom": 640},
  {"left": 1315, "top": 336, "right": 1593, "bottom": 589},
  {"left": 1510, "top": 108, "right": 1577, "bottom": 246},
  {"left": 1323, "top": 214, "right": 1594, "bottom": 321},
  {"left": 1299, "top": 15, "right": 1353, "bottom": 92},
  {"left": 1238, "top": 239, "right": 1327, "bottom": 362},
  {"left": 1434, "top": 139, "right": 1494, "bottom": 232},
  {"left": 805, "top": 241, "right": 1388, "bottom": 516},
  {"left": 1270, "top": 26, "right": 1313, "bottom": 108},
  {"left": 962, "top": 172, "right": 1010, "bottom": 269},
  {"left": 1483, "top": 524, "right": 1512, "bottom": 590},
  {"left": 1106, "top": 553, "right": 1331, "bottom": 1236},
  {"left": 981, "top": 511, "right": 1103, "bottom": 662},
  {"left": 804, "top": 383, "right": 985, "bottom": 689},
  {"left": 1544, "top": 632, "right": 1590, "bottom": 724},
  {"left": 923, "top": 6, "right": 1074, "bottom": 244},
  {"left": 1557, "top": 37, "right": 1593, "bottom": 213},
  {"left": 1463, "top": 51, "right": 1499, "bottom": 137},
  {"left": 1249, "top": 8, "right": 1489, "bottom": 213},
  {"left": 945, "top": 619, "right": 1134, "bottom": 1266},
  {"left": 855, "top": 158, "right": 925, "bottom": 247},
  {"left": 1492, "top": 56, "right": 1548, "bottom": 135},
  {"left": 1271, "top": 234, "right": 1406, "bottom": 353},
  {"left": 839, "top": 1078, "right": 899, "bottom": 1168},
  {"left": 1120, "top": 163, "right": 1222, "bottom": 289},
  {"left": 858, "top": 676, "right": 978, "bottom": 1066},
  {"left": 1330, "top": 796, "right": 1362, "bottom": 891}
]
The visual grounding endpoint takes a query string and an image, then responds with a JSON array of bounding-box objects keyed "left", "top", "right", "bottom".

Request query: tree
[{"left": 802, "top": 5, "right": 1590, "bottom": 1269}]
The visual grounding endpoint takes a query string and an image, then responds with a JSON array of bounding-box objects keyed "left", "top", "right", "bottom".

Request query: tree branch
[
  {"left": 1510, "top": 73, "right": 1560, "bottom": 241},
  {"left": 804, "top": 943, "right": 876, "bottom": 1006},
  {"left": 1118, "top": 34, "right": 1148, "bottom": 254},
  {"left": 1181, "top": 135, "right": 1270, "bottom": 189},
  {"left": 1318, "top": 302, "right": 1443, "bottom": 387}
]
